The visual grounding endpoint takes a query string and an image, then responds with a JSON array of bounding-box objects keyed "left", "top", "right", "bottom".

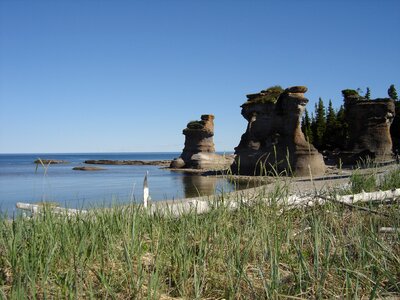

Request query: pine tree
[
  {"left": 310, "top": 112, "right": 316, "bottom": 143},
  {"left": 388, "top": 84, "right": 398, "bottom": 100},
  {"left": 365, "top": 87, "right": 371, "bottom": 100},
  {"left": 313, "top": 98, "right": 326, "bottom": 149},
  {"left": 335, "top": 105, "right": 348, "bottom": 149},
  {"left": 324, "top": 100, "right": 337, "bottom": 149},
  {"left": 301, "top": 109, "right": 313, "bottom": 143}
]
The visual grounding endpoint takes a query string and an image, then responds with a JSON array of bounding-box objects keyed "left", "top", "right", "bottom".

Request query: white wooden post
[{"left": 143, "top": 171, "right": 149, "bottom": 208}]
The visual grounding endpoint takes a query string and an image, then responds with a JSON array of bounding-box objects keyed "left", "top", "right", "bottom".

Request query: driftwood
[
  {"left": 16, "top": 202, "right": 87, "bottom": 216},
  {"left": 149, "top": 188, "right": 400, "bottom": 217},
  {"left": 284, "top": 189, "right": 400, "bottom": 207},
  {"left": 379, "top": 227, "right": 400, "bottom": 233}
]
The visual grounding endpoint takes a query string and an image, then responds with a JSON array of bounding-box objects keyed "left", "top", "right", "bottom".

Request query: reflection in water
[
  {"left": 180, "top": 174, "right": 262, "bottom": 198},
  {"left": 181, "top": 175, "right": 225, "bottom": 198}
]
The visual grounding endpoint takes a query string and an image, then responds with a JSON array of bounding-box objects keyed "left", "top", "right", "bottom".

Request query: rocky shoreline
[
  {"left": 73, "top": 166, "right": 106, "bottom": 171},
  {"left": 84, "top": 159, "right": 171, "bottom": 167},
  {"left": 34, "top": 159, "right": 68, "bottom": 164}
]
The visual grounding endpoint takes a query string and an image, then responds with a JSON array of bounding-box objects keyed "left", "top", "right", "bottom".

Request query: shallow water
[{"left": 0, "top": 152, "right": 240, "bottom": 216}]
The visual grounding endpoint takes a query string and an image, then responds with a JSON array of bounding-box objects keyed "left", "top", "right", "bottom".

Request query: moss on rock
[
  {"left": 242, "top": 85, "right": 284, "bottom": 106},
  {"left": 186, "top": 120, "right": 205, "bottom": 130}
]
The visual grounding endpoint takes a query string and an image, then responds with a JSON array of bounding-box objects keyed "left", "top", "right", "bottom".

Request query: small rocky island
[
  {"left": 170, "top": 114, "right": 234, "bottom": 170},
  {"left": 73, "top": 166, "right": 106, "bottom": 171},
  {"left": 34, "top": 159, "right": 68, "bottom": 164},
  {"left": 84, "top": 160, "right": 171, "bottom": 166},
  {"left": 231, "top": 86, "right": 326, "bottom": 176}
]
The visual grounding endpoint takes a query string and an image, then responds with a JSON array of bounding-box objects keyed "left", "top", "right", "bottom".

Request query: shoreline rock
[
  {"left": 84, "top": 160, "right": 171, "bottom": 166},
  {"left": 73, "top": 166, "right": 106, "bottom": 171},
  {"left": 170, "top": 114, "right": 234, "bottom": 169},
  {"left": 34, "top": 159, "right": 68, "bottom": 164}
]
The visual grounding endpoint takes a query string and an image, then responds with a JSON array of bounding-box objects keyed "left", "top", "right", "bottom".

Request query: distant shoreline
[{"left": 84, "top": 159, "right": 171, "bottom": 167}]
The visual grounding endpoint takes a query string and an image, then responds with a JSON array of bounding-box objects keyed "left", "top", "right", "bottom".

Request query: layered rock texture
[
  {"left": 342, "top": 91, "right": 395, "bottom": 163},
  {"left": 170, "top": 115, "right": 233, "bottom": 169},
  {"left": 232, "top": 86, "right": 326, "bottom": 176},
  {"left": 390, "top": 102, "right": 400, "bottom": 152}
]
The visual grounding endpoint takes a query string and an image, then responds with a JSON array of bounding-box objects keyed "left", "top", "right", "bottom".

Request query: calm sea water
[{"left": 0, "top": 152, "right": 238, "bottom": 216}]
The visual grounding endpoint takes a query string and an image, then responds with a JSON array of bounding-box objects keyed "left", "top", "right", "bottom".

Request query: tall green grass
[
  {"left": 348, "top": 167, "right": 400, "bottom": 194},
  {"left": 1, "top": 170, "right": 400, "bottom": 298}
]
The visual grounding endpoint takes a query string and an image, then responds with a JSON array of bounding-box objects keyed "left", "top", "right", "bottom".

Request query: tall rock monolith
[
  {"left": 170, "top": 115, "right": 233, "bottom": 169},
  {"left": 232, "top": 86, "right": 326, "bottom": 176},
  {"left": 341, "top": 90, "right": 395, "bottom": 163}
]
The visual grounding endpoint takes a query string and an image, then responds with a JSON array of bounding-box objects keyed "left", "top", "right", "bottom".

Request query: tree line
[{"left": 301, "top": 84, "right": 398, "bottom": 152}]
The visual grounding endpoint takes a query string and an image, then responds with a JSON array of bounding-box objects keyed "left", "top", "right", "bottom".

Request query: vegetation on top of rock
[
  {"left": 200, "top": 114, "right": 214, "bottom": 121},
  {"left": 285, "top": 86, "right": 308, "bottom": 93},
  {"left": 186, "top": 120, "right": 205, "bottom": 130},
  {"left": 342, "top": 89, "right": 359, "bottom": 98},
  {"left": 242, "top": 85, "right": 284, "bottom": 106}
]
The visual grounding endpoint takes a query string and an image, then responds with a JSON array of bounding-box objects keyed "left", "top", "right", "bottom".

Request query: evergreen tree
[
  {"left": 365, "top": 87, "right": 371, "bottom": 100},
  {"left": 301, "top": 109, "right": 313, "bottom": 143},
  {"left": 335, "top": 105, "right": 348, "bottom": 149},
  {"left": 388, "top": 84, "right": 398, "bottom": 100},
  {"left": 324, "top": 100, "right": 337, "bottom": 149},
  {"left": 310, "top": 112, "right": 316, "bottom": 143},
  {"left": 313, "top": 98, "right": 326, "bottom": 149}
]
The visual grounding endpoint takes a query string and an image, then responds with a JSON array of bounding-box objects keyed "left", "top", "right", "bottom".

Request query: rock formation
[
  {"left": 170, "top": 115, "right": 233, "bottom": 169},
  {"left": 231, "top": 86, "right": 326, "bottom": 176},
  {"left": 34, "top": 159, "right": 68, "bottom": 164},
  {"left": 84, "top": 160, "right": 171, "bottom": 166},
  {"left": 341, "top": 90, "right": 395, "bottom": 163},
  {"left": 390, "top": 103, "right": 400, "bottom": 153},
  {"left": 72, "top": 166, "right": 106, "bottom": 171}
]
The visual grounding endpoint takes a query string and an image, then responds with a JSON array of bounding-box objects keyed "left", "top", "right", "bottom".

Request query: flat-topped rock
[
  {"left": 243, "top": 86, "right": 284, "bottom": 106},
  {"left": 285, "top": 86, "right": 308, "bottom": 93},
  {"left": 34, "top": 159, "right": 68, "bottom": 164},
  {"left": 84, "top": 160, "right": 171, "bottom": 166},
  {"left": 73, "top": 166, "right": 106, "bottom": 171}
]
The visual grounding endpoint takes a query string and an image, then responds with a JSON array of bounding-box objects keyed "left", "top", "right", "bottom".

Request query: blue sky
[{"left": 0, "top": 0, "right": 399, "bottom": 153}]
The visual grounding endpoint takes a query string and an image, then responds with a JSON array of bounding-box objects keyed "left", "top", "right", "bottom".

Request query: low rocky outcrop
[
  {"left": 341, "top": 91, "right": 395, "bottom": 163},
  {"left": 84, "top": 160, "right": 171, "bottom": 166},
  {"left": 73, "top": 166, "right": 106, "bottom": 171},
  {"left": 34, "top": 159, "right": 68, "bottom": 164},
  {"left": 231, "top": 86, "right": 326, "bottom": 176},
  {"left": 170, "top": 115, "right": 233, "bottom": 169}
]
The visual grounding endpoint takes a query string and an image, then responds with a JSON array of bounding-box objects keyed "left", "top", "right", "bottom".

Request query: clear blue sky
[{"left": 1, "top": 0, "right": 399, "bottom": 153}]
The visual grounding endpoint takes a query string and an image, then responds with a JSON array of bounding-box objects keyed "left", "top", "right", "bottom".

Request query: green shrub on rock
[
  {"left": 342, "top": 89, "right": 359, "bottom": 98},
  {"left": 242, "top": 85, "right": 284, "bottom": 106},
  {"left": 186, "top": 120, "right": 205, "bottom": 130}
]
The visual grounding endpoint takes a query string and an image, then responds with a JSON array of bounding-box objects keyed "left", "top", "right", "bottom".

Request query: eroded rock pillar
[{"left": 232, "top": 86, "right": 326, "bottom": 176}]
